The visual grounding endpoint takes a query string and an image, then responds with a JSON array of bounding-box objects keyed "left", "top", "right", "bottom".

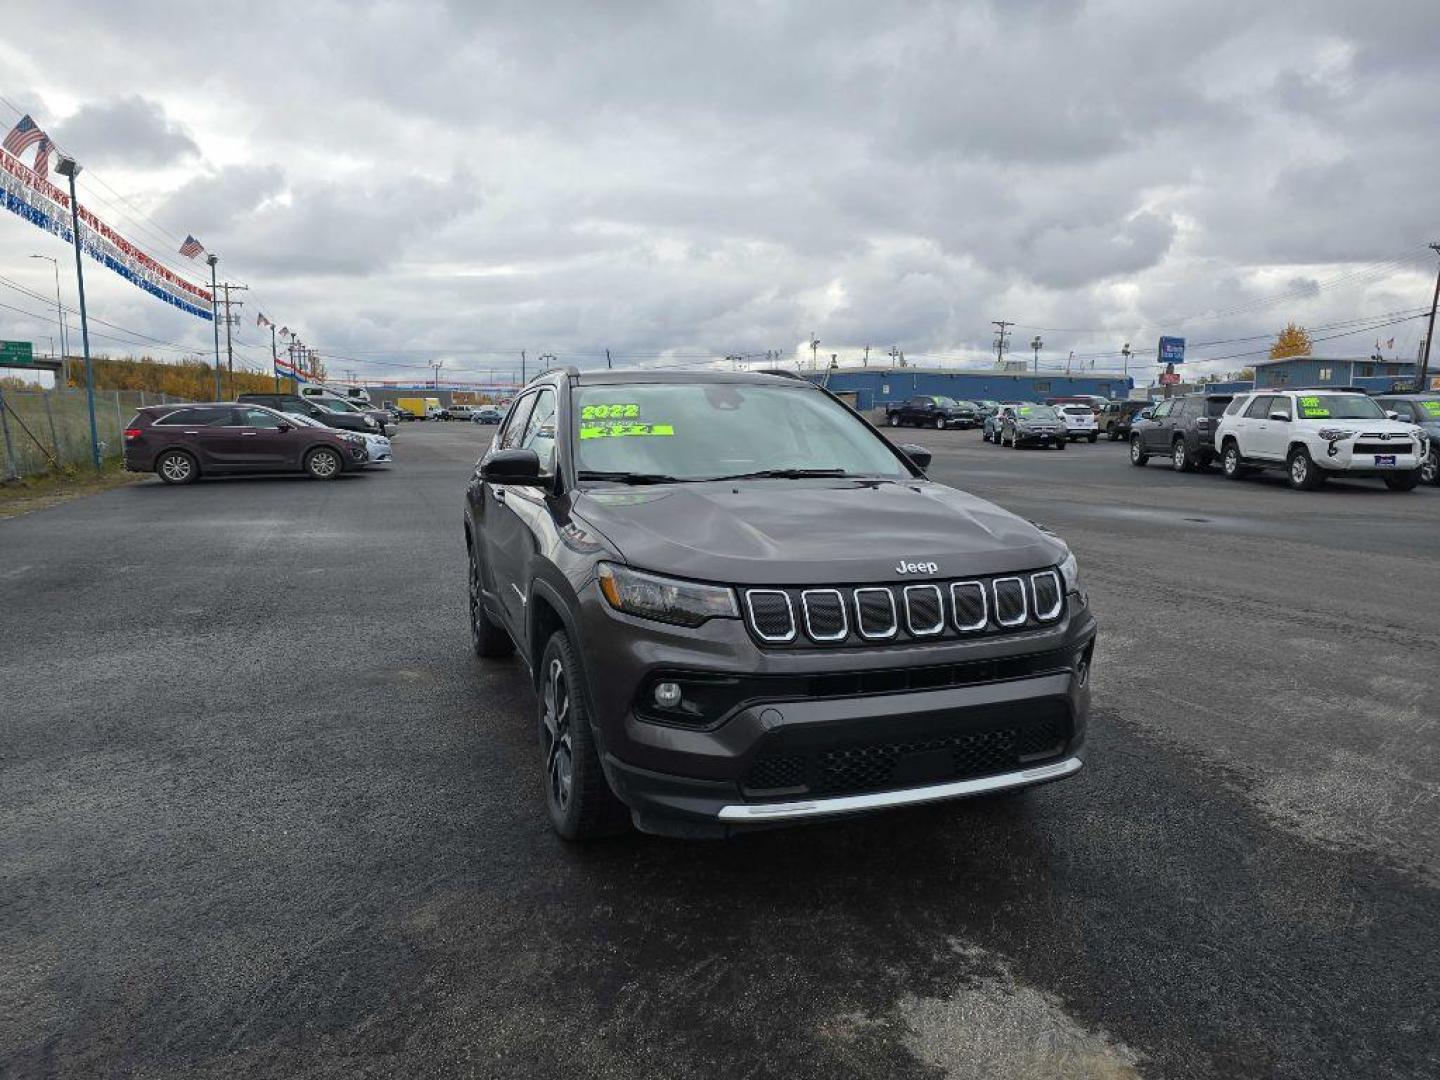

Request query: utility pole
[
  {"left": 269, "top": 322, "right": 279, "bottom": 392},
  {"left": 206, "top": 255, "right": 222, "bottom": 399},
  {"left": 888, "top": 345, "right": 900, "bottom": 368},
  {"left": 520, "top": 350, "right": 526, "bottom": 385},
  {"left": 217, "top": 282, "right": 247, "bottom": 398},
  {"left": 431, "top": 361, "right": 443, "bottom": 389},
  {"left": 1418, "top": 242, "right": 1440, "bottom": 392},
  {"left": 992, "top": 320, "right": 1014, "bottom": 367},
  {"left": 863, "top": 344, "right": 870, "bottom": 367},
  {"left": 605, "top": 348, "right": 612, "bottom": 370},
  {"left": 1030, "top": 334, "right": 1043, "bottom": 373}
]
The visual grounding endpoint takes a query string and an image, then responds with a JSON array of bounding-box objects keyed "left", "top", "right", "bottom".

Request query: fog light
[{"left": 654, "top": 681, "right": 682, "bottom": 708}]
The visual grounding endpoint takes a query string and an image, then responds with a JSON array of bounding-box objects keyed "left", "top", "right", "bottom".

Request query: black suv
[
  {"left": 237, "top": 393, "right": 380, "bottom": 435},
  {"left": 464, "top": 369, "right": 1095, "bottom": 840},
  {"left": 1128, "top": 393, "right": 1233, "bottom": 471}
]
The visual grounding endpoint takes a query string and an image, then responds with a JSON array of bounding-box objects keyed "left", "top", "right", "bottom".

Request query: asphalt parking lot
[{"left": 3, "top": 421, "right": 1438, "bottom": 1079}]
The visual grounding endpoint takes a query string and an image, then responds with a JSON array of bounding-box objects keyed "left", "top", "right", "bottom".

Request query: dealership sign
[{"left": 1157, "top": 336, "right": 1185, "bottom": 364}]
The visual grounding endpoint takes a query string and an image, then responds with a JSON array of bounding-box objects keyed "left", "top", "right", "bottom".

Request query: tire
[
  {"left": 304, "top": 446, "right": 344, "bottom": 480},
  {"left": 1054, "top": 437, "right": 1067, "bottom": 450},
  {"left": 1171, "top": 438, "right": 1193, "bottom": 473},
  {"left": 1287, "top": 446, "right": 1325, "bottom": 490},
  {"left": 538, "top": 632, "right": 630, "bottom": 840},
  {"left": 1129, "top": 437, "right": 1148, "bottom": 467},
  {"left": 468, "top": 545, "right": 515, "bottom": 658},
  {"left": 1222, "top": 441, "right": 1248, "bottom": 480},
  {"left": 1088, "top": 432, "right": 1098, "bottom": 444},
  {"left": 1422, "top": 449, "right": 1439, "bottom": 486},
  {"left": 1385, "top": 470, "right": 1421, "bottom": 492},
  {"left": 1107, "top": 425, "right": 1119, "bottom": 442},
  {"left": 155, "top": 450, "right": 198, "bottom": 485},
  {"left": 888, "top": 414, "right": 900, "bottom": 427},
  {"left": 934, "top": 417, "right": 945, "bottom": 430}
]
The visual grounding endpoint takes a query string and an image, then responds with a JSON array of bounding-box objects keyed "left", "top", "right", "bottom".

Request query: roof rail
[
  {"left": 1291, "top": 385, "right": 1371, "bottom": 393},
  {"left": 753, "top": 368, "right": 805, "bottom": 380},
  {"left": 535, "top": 364, "right": 581, "bottom": 380}
]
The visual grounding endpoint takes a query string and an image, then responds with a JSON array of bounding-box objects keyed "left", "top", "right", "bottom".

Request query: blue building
[
  {"left": 1252, "top": 356, "right": 1417, "bottom": 394},
  {"left": 807, "top": 367, "right": 1134, "bottom": 411}
]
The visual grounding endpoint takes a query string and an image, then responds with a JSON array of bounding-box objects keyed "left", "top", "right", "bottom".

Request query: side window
[
  {"left": 1243, "top": 395, "right": 1274, "bottom": 419},
  {"left": 1224, "top": 397, "right": 1246, "bottom": 416},
  {"left": 520, "top": 389, "right": 558, "bottom": 471},
  {"left": 1152, "top": 401, "right": 1174, "bottom": 419},
  {"left": 158, "top": 407, "right": 233, "bottom": 427},
  {"left": 1389, "top": 402, "right": 1413, "bottom": 421},
  {"left": 498, "top": 394, "right": 537, "bottom": 450},
  {"left": 239, "top": 408, "right": 285, "bottom": 428}
]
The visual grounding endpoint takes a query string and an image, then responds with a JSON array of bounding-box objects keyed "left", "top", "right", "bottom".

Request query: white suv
[
  {"left": 1058, "top": 405, "right": 1099, "bottom": 443},
  {"left": 1213, "top": 389, "right": 1428, "bottom": 491}
]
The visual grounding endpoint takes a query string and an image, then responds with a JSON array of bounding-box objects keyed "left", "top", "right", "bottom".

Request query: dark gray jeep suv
[{"left": 464, "top": 368, "right": 1096, "bottom": 839}]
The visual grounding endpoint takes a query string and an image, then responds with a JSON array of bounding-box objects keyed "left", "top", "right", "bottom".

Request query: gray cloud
[
  {"left": 2, "top": 0, "right": 1438, "bottom": 383},
  {"left": 50, "top": 95, "right": 197, "bottom": 166}
]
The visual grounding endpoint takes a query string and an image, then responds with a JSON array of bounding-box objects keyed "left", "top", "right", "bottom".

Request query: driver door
[{"left": 478, "top": 392, "right": 540, "bottom": 630}]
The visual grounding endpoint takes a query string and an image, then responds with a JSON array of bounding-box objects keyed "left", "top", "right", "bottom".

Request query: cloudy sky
[{"left": 1, "top": 0, "right": 1438, "bottom": 387}]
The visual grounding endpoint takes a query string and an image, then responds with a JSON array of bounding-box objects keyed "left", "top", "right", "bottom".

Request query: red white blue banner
[{"left": 0, "top": 148, "right": 213, "bottom": 320}]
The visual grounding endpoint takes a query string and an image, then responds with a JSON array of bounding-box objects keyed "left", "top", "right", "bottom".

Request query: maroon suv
[{"left": 123, "top": 403, "right": 369, "bottom": 484}]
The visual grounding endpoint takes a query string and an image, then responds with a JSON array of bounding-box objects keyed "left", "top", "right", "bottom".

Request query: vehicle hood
[
  {"left": 1302, "top": 418, "right": 1422, "bottom": 437},
  {"left": 571, "top": 479, "right": 1064, "bottom": 586}
]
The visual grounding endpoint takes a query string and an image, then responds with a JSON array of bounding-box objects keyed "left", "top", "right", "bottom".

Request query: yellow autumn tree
[{"left": 1270, "top": 322, "right": 1312, "bottom": 360}]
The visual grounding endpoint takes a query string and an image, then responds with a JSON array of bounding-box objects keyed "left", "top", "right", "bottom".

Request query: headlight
[
  {"left": 342, "top": 433, "right": 365, "bottom": 445},
  {"left": 1317, "top": 429, "right": 1354, "bottom": 443},
  {"left": 365, "top": 418, "right": 379, "bottom": 430},
  {"left": 597, "top": 562, "right": 738, "bottom": 627},
  {"left": 1058, "top": 549, "right": 1080, "bottom": 592}
]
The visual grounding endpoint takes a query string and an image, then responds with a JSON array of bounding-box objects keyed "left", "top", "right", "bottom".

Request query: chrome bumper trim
[{"left": 717, "top": 755, "right": 1083, "bottom": 821}]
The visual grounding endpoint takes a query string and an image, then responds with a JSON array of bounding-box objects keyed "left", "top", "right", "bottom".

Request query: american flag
[
  {"left": 178, "top": 234, "right": 205, "bottom": 259},
  {"left": 2, "top": 115, "right": 44, "bottom": 157},
  {"left": 257, "top": 312, "right": 272, "bottom": 329},
  {"left": 32, "top": 135, "right": 51, "bottom": 181}
]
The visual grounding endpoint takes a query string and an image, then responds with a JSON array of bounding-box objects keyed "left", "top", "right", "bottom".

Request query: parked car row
[
  {"left": 124, "top": 394, "right": 400, "bottom": 484},
  {"left": 1128, "top": 388, "right": 1436, "bottom": 491}
]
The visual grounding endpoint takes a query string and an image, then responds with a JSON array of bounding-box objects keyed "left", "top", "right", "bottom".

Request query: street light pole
[
  {"left": 1122, "top": 343, "right": 1132, "bottom": 383},
  {"left": 55, "top": 156, "right": 101, "bottom": 471},
  {"left": 29, "top": 254, "right": 68, "bottom": 386},
  {"left": 206, "top": 255, "right": 222, "bottom": 399},
  {"left": 1030, "top": 335, "right": 1043, "bottom": 373}
]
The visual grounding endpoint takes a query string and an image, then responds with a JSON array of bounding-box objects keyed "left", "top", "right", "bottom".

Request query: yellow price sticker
[
  {"left": 580, "top": 404, "right": 641, "bottom": 420},
  {"left": 1301, "top": 408, "right": 1330, "bottom": 418},
  {"left": 1422, "top": 401, "right": 1440, "bottom": 416},
  {"left": 1299, "top": 396, "right": 1321, "bottom": 407},
  {"left": 579, "top": 423, "right": 675, "bottom": 440}
]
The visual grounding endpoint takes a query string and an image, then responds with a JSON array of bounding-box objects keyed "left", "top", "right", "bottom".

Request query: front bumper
[{"left": 579, "top": 585, "right": 1096, "bottom": 835}]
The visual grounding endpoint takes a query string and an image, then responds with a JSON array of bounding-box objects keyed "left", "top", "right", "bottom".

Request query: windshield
[
  {"left": 1295, "top": 394, "right": 1384, "bottom": 420},
  {"left": 1016, "top": 405, "right": 1060, "bottom": 421},
  {"left": 572, "top": 382, "right": 911, "bottom": 481},
  {"left": 932, "top": 396, "right": 958, "bottom": 407}
]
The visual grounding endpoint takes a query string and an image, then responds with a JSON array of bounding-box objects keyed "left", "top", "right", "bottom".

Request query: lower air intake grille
[{"left": 741, "top": 712, "right": 1070, "bottom": 798}]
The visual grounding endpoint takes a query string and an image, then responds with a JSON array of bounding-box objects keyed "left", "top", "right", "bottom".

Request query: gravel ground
[{"left": 2, "top": 421, "right": 1436, "bottom": 1079}]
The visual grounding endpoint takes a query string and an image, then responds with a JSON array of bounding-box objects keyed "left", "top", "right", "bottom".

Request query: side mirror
[
  {"left": 1138, "top": 410, "right": 1153, "bottom": 420},
  {"left": 899, "top": 443, "right": 932, "bottom": 471},
  {"left": 1385, "top": 410, "right": 1399, "bottom": 420},
  {"left": 276, "top": 421, "right": 292, "bottom": 433},
  {"left": 481, "top": 447, "right": 548, "bottom": 486},
  {"left": 1269, "top": 411, "right": 1290, "bottom": 422}
]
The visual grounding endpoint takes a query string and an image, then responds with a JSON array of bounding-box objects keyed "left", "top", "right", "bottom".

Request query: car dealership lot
[{"left": 3, "top": 423, "right": 1438, "bottom": 1078}]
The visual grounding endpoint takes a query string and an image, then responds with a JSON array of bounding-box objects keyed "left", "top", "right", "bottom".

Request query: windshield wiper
[
  {"left": 576, "top": 470, "right": 679, "bottom": 485},
  {"left": 703, "top": 468, "right": 855, "bottom": 481}
]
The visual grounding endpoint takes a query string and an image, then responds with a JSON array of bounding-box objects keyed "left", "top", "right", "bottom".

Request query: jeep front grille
[
  {"left": 742, "top": 567, "right": 1066, "bottom": 648},
  {"left": 745, "top": 590, "right": 795, "bottom": 642}
]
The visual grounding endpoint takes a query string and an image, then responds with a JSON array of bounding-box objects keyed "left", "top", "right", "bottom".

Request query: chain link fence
[{"left": 0, "top": 388, "right": 192, "bottom": 479}]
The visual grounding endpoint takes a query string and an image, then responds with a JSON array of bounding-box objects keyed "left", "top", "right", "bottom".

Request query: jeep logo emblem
[{"left": 895, "top": 560, "right": 939, "bottom": 575}]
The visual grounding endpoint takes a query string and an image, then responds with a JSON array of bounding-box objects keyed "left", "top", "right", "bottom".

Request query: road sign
[
  {"left": 0, "top": 340, "right": 35, "bottom": 367},
  {"left": 1158, "top": 336, "right": 1185, "bottom": 365}
]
